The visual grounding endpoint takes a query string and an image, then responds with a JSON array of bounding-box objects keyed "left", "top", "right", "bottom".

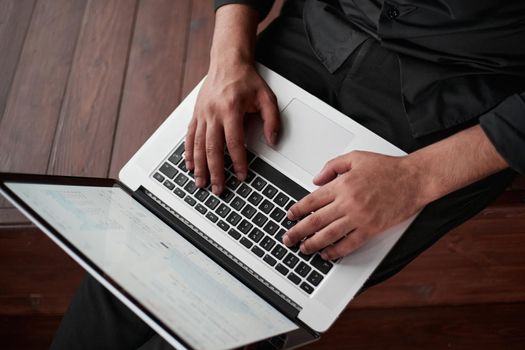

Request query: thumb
[
  {"left": 258, "top": 91, "right": 280, "bottom": 146},
  {"left": 313, "top": 154, "right": 353, "bottom": 185}
]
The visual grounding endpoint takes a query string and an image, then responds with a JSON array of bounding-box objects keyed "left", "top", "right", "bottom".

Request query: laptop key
[
  {"left": 231, "top": 196, "right": 245, "bottom": 211},
  {"left": 270, "top": 207, "right": 286, "bottom": 222},
  {"left": 195, "top": 188, "right": 210, "bottom": 202},
  {"left": 275, "top": 263, "right": 289, "bottom": 276},
  {"left": 246, "top": 150, "right": 256, "bottom": 163},
  {"left": 195, "top": 203, "right": 207, "bottom": 215},
  {"left": 281, "top": 218, "right": 297, "bottom": 230},
  {"left": 275, "top": 229, "right": 286, "bottom": 243},
  {"left": 259, "top": 199, "right": 274, "bottom": 214},
  {"left": 283, "top": 253, "right": 299, "bottom": 269},
  {"left": 287, "top": 272, "right": 301, "bottom": 285},
  {"left": 237, "top": 220, "right": 253, "bottom": 234},
  {"left": 248, "top": 228, "right": 264, "bottom": 243},
  {"left": 273, "top": 192, "right": 289, "bottom": 207},
  {"left": 295, "top": 262, "right": 312, "bottom": 277},
  {"left": 219, "top": 189, "right": 234, "bottom": 203},
  {"left": 271, "top": 245, "right": 287, "bottom": 260},
  {"left": 241, "top": 204, "right": 256, "bottom": 219},
  {"left": 178, "top": 160, "right": 188, "bottom": 173},
  {"left": 215, "top": 204, "right": 230, "bottom": 218},
  {"left": 263, "top": 255, "right": 277, "bottom": 266},
  {"left": 307, "top": 270, "right": 324, "bottom": 287},
  {"left": 226, "top": 212, "right": 241, "bottom": 226},
  {"left": 252, "top": 176, "right": 267, "bottom": 191},
  {"left": 173, "top": 188, "right": 185, "bottom": 198},
  {"left": 253, "top": 213, "right": 268, "bottom": 228},
  {"left": 224, "top": 154, "right": 233, "bottom": 169},
  {"left": 240, "top": 237, "right": 253, "bottom": 248},
  {"left": 184, "top": 180, "right": 198, "bottom": 194},
  {"left": 163, "top": 180, "right": 175, "bottom": 190},
  {"left": 217, "top": 220, "right": 230, "bottom": 232},
  {"left": 228, "top": 228, "right": 241, "bottom": 240},
  {"left": 237, "top": 183, "right": 252, "bottom": 198},
  {"left": 153, "top": 172, "right": 165, "bottom": 183},
  {"left": 245, "top": 170, "right": 256, "bottom": 183},
  {"left": 159, "top": 162, "right": 178, "bottom": 179},
  {"left": 184, "top": 196, "right": 196, "bottom": 207},
  {"left": 311, "top": 255, "right": 334, "bottom": 274},
  {"left": 285, "top": 200, "right": 295, "bottom": 211},
  {"left": 250, "top": 158, "right": 309, "bottom": 201},
  {"left": 260, "top": 236, "right": 276, "bottom": 251},
  {"left": 174, "top": 173, "right": 189, "bottom": 187},
  {"left": 247, "top": 192, "right": 263, "bottom": 206},
  {"left": 205, "top": 196, "right": 220, "bottom": 210},
  {"left": 251, "top": 245, "right": 264, "bottom": 257},
  {"left": 226, "top": 176, "right": 241, "bottom": 190},
  {"left": 300, "top": 282, "right": 314, "bottom": 294},
  {"left": 205, "top": 212, "right": 218, "bottom": 223},
  {"left": 298, "top": 251, "right": 313, "bottom": 262},
  {"left": 263, "top": 220, "right": 279, "bottom": 236},
  {"left": 262, "top": 184, "right": 278, "bottom": 199}
]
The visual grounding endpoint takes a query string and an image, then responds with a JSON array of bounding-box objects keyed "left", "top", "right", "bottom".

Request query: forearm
[
  {"left": 210, "top": 4, "right": 259, "bottom": 69},
  {"left": 408, "top": 124, "right": 509, "bottom": 205}
]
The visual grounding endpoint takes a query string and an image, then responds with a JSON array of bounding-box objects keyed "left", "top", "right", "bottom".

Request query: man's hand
[
  {"left": 282, "top": 125, "right": 509, "bottom": 260},
  {"left": 282, "top": 151, "right": 425, "bottom": 260},
  {"left": 185, "top": 63, "right": 279, "bottom": 194},
  {"left": 184, "top": 4, "right": 280, "bottom": 195}
]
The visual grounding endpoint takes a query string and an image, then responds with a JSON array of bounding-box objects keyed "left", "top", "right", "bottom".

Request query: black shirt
[{"left": 215, "top": 0, "right": 525, "bottom": 174}]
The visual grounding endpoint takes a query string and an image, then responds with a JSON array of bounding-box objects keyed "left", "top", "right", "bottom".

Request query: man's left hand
[{"left": 282, "top": 150, "right": 427, "bottom": 260}]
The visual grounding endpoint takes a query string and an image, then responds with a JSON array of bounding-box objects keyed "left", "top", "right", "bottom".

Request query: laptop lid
[{"left": 0, "top": 173, "right": 317, "bottom": 350}]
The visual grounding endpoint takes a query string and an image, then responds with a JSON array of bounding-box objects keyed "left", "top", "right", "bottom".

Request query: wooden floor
[{"left": 0, "top": 0, "right": 524, "bottom": 349}]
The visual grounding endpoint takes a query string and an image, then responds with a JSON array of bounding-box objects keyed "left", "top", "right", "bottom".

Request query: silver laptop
[{"left": 0, "top": 64, "right": 418, "bottom": 349}]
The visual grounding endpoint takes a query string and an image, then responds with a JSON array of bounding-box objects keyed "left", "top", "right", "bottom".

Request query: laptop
[{"left": 0, "top": 64, "right": 418, "bottom": 349}]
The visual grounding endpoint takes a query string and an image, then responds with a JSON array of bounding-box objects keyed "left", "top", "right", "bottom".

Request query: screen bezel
[{"left": 0, "top": 172, "right": 317, "bottom": 350}]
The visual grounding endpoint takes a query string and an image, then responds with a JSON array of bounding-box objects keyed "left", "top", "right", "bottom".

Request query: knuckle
[{"left": 308, "top": 214, "right": 322, "bottom": 228}]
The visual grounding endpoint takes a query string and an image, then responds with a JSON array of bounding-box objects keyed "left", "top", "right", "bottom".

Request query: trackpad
[{"left": 267, "top": 99, "right": 354, "bottom": 175}]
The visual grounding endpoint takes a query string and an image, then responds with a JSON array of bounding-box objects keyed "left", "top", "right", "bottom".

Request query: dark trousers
[{"left": 50, "top": 1, "right": 516, "bottom": 348}]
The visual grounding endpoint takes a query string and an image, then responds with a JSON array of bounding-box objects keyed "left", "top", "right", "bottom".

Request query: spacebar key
[{"left": 250, "top": 157, "right": 309, "bottom": 201}]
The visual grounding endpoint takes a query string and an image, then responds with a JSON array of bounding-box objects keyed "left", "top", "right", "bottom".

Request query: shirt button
[{"left": 387, "top": 7, "right": 400, "bottom": 19}]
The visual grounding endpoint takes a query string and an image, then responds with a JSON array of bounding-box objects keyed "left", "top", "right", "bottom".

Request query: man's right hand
[{"left": 184, "top": 4, "right": 280, "bottom": 195}]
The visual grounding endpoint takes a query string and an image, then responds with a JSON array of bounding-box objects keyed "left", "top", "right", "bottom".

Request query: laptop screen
[{"left": 5, "top": 182, "right": 297, "bottom": 350}]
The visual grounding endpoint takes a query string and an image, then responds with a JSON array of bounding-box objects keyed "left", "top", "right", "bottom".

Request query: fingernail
[
  {"left": 320, "top": 253, "right": 329, "bottom": 260},
  {"left": 195, "top": 177, "right": 203, "bottom": 187},
  {"left": 237, "top": 172, "right": 247, "bottom": 182},
  {"left": 282, "top": 235, "right": 291, "bottom": 246},
  {"left": 300, "top": 243, "right": 308, "bottom": 254},
  {"left": 287, "top": 211, "right": 295, "bottom": 220},
  {"left": 186, "top": 161, "right": 193, "bottom": 170},
  {"left": 212, "top": 185, "right": 222, "bottom": 195}
]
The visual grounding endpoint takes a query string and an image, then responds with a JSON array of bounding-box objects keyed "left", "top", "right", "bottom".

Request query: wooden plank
[
  {"left": 1, "top": 303, "right": 525, "bottom": 350},
  {"left": 108, "top": 0, "right": 191, "bottom": 177},
  {"left": 307, "top": 303, "right": 525, "bottom": 350},
  {"left": 0, "top": 0, "right": 87, "bottom": 213},
  {"left": 0, "top": 209, "right": 31, "bottom": 226},
  {"left": 0, "top": 227, "right": 83, "bottom": 315},
  {"left": 180, "top": 0, "right": 214, "bottom": 97},
  {"left": 0, "top": 315, "right": 62, "bottom": 350},
  {"left": 353, "top": 203, "right": 525, "bottom": 308},
  {"left": 0, "top": 0, "right": 87, "bottom": 173},
  {"left": 47, "top": 0, "right": 138, "bottom": 177},
  {"left": 0, "top": 0, "right": 35, "bottom": 123}
]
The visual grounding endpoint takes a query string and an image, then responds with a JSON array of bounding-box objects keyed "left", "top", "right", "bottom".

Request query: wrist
[{"left": 401, "top": 152, "right": 441, "bottom": 207}]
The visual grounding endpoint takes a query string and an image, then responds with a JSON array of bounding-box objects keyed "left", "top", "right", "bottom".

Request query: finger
[
  {"left": 300, "top": 217, "right": 354, "bottom": 255},
  {"left": 320, "top": 228, "right": 369, "bottom": 260},
  {"left": 184, "top": 118, "right": 197, "bottom": 171},
  {"left": 313, "top": 153, "right": 354, "bottom": 186},
  {"left": 283, "top": 202, "right": 340, "bottom": 247},
  {"left": 205, "top": 122, "right": 226, "bottom": 194},
  {"left": 287, "top": 185, "right": 333, "bottom": 221},
  {"left": 193, "top": 121, "right": 208, "bottom": 188},
  {"left": 258, "top": 90, "right": 280, "bottom": 146},
  {"left": 224, "top": 113, "right": 247, "bottom": 181}
]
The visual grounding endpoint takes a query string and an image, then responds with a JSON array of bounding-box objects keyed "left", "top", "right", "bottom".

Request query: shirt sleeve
[
  {"left": 214, "top": 0, "right": 275, "bottom": 21},
  {"left": 479, "top": 92, "right": 525, "bottom": 174}
]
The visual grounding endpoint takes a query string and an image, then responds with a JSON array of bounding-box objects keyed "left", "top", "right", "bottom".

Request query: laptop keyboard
[{"left": 151, "top": 141, "right": 335, "bottom": 295}]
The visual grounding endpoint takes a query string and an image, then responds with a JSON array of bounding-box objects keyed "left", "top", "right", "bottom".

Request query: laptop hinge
[{"left": 133, "top": 186, "right": 304, "bottom": 323}]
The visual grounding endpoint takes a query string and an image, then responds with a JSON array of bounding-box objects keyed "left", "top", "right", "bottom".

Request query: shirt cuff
[
  {"left": 214, "top": 0, "right": 274, "bottom": 21},
  {"left": 479, "top": 93, "right": 525, "bottom": 174}
]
